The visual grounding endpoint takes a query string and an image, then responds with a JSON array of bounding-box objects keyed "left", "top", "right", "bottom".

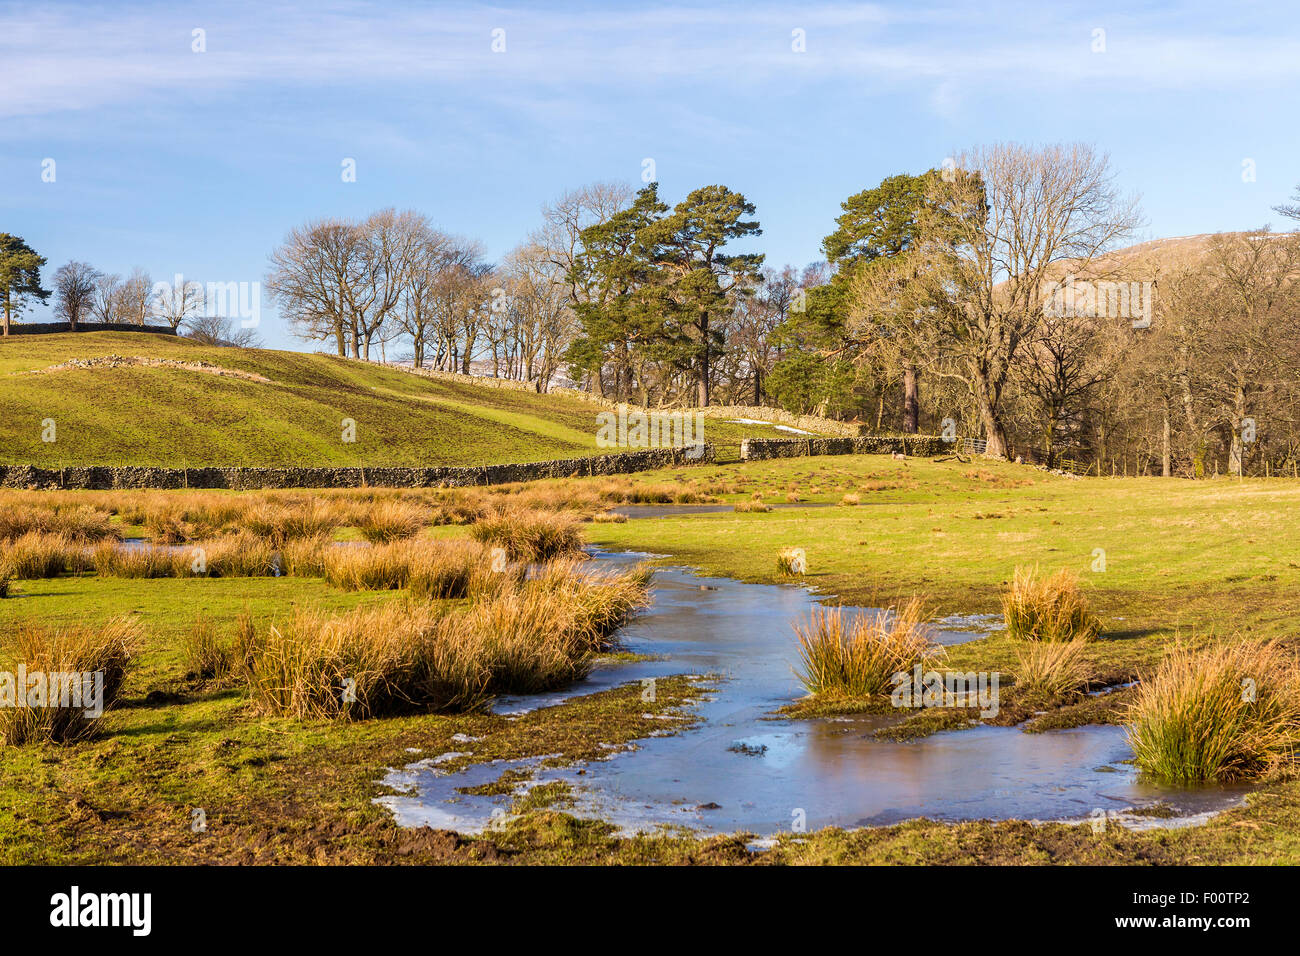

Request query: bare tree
[
  {"left": 186, "top": 313, "right": 262, "bottom": 348},
  {"left": 117, "top": 268, "right": 154, "bottom": 326},
  {"left": 267, "top": 218, "right": 363, "bottom": 356},
  {"left": 153, "top": 274, "right": 205, "bottom": 330},
  {"left": 90, "top": 272, "right": 121, "bottom": 324},
  {"left": 904, "top": 143, "right": 1142, "bottom": 457},
  {"left": 53, "top": 261, "right": 101, "bottom": 330}
]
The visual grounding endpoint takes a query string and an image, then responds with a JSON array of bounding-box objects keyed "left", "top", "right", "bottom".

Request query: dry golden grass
[
  {"left": 795, "top": 598, "right": 932, "bottom": 698},
  {"left": 1128, "top": 640, "right": 1300, "bottom": 782},
  {"left": 1, "top": 532, "right": 91, "bottom": 579},
  {"left": 238, "top": 557, "right": 650, "bottom": 718},
  {"left": 354, "top": 500, "right": 426, "bottom": 543},
  {"left": 0, "top": 616, "right": 140, "bottom": 745},
  {"left": 469, "top": 509, "right": 584, "bottom": 561},
  {"left": 1013, "top": 640, "right": 1091, "bottom": 702},
  {"left": 1001, "top": 566, "right": 1101, "bottom": 642}
]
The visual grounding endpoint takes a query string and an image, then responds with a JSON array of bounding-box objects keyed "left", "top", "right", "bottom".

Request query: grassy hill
[{"left": 0, "top": 332, "right": 809, "bottom": 467}]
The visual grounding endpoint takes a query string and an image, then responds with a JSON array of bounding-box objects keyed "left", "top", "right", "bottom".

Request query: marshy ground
[{"left": 3, "top": 454, "right": 1300, "bottom": 864}]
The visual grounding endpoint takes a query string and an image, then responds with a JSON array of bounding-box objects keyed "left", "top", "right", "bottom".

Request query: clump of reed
[
  {"left": 182, "top": 616, "right": 235, "bottom": 682},
  {"left": 355, "top": 500, "right": 427, "bottom": 543},
  {"left": 242, "top": 501, "right": 339, "bottom": 547},
  {"left": 92, "top": 535, "right": 278, "bottom": 578},
  {"left": 0, "top": 616, "right": 140, "bottom": 745},
  {"left": 794, "top": 598, "right": 932, "bottom": 698},
  {"left": 1013, "top": 640, "right": 1091, "bottom": 703},
  {"left": 777, "top": 547, "right": 806, "bottom": 576},
  {"left": 589, "top": 511, "right": 628, "bottom": 524},
  {"left": 0, "top": 532, "right": 91, "bottom": 579},
  {"left": 1127, "top": 640, "right": 1300, "bottom": 782},
  {"left": 840, "top": 493, "right": 861, "bottom": 506},
  {"left": 236, "top": 558, "right": 650, "bottom": 718},
  {"left": 92, "top": 540, "right": 180, "bottom": 578},
  {"left": 407, "top": 539, "right": 516, "bottom": 600},
  {"left": 144, "top": 508, "right": 194, "bottom": 544},
  {"left": 0, "top": 569, "right": 10, "bottom": 598},
  {"left": 469, "top": 509, "right": 584, "bottom": 561},
  {"left": 0, "top": 505, "right": 118, "bottom": 544},
  {"left": 1001, "top": 567, "right": 1101, "bottom": 642},
  {"left": 733, "top": 500, "right": 771, "bottom": 513}
]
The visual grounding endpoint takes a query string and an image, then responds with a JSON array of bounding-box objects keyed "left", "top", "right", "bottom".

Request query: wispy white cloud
[{"left": 2, "top": 1, "right": 1298, "bottom": 123}]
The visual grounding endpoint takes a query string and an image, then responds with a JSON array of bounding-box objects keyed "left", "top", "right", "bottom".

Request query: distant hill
[{"left": 0, "top": 332, "right": 816, "bottom": 467}]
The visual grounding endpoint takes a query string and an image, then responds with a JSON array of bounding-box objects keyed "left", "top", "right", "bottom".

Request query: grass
[
  {"left": 0, "top": 616, "right": 140, "bottom": 745},
  {"left": 1002, "top": 567, "right": 1102, "bottom": 642},
  {"left": 237, "top": 557, "right": 650, "bottom": 718},
  {"left": 468, "top": 509, "right": 584, "bottom": 561},
  {"left": 0, "top": 331, "right": 823, "bottom": 467},
  {"left": 1128, "top": 640, "right": 1300, "bottom": 782},
  {"left": 6, "top": 456, "right": 1300, "bottom": 863},
  {"left": 794, "top": 598, "right": 932, "bottom": 699},
  {"left": 1013, "top": 640, "right": 1091, "bottom": 703},
  {"left": 776, "top": 546, "right": 806, "bottom": 575}
]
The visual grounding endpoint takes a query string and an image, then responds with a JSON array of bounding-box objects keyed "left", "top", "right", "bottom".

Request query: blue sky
[{"left": 3, "top": 0, "right": 1298, "bottom": 350}]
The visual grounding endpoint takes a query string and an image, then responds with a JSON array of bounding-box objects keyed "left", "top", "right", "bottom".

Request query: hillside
[{"left": 0, "top": 332, "right": 815, "bottom": 467}]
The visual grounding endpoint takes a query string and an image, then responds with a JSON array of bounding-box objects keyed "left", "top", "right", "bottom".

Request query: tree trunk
[
  {"left": 973, "top": 371, "right": 1009, "bottom": 457},
  {"left": 1161, "top": 410, "right": 1171, "bottom": 477},
  {"left": 902, "top": 364, "right": 919, "bottom": 433},
  {"left": 696, "top": 312, "right": 710, "bottom": 407}
]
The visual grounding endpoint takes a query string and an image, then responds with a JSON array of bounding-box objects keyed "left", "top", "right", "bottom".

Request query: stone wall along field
[
  {"left": 740, "top": 435, "right": 949, "bottom": 460},
  {"left": 0, "top": 446, "right": 715, "bottom": 491}
]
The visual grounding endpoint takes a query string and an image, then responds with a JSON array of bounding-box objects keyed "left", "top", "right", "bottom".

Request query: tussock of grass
[
  {"left": 0, "top": 616, "right": 140, "bottom": 745},
  {"left": 1002, "top": 566, "right": 1101, "bottom": 642},
  {"left": 0, "top": 532, "right": 90, "bottom": 579},
  {"left": 182, "top": 615, "right": 234, "bottom": 681},
  {"left": 238, "top": 557, "right": 650, "bottom": 718},
  {"left": 469, "top": 509, "right": 583, "bottom": 561},
  {"left": 242, "top": 502, "right": 339, "bottom": 547},
  {"left": 795, "top": 598, "right": 932, "bottom": 698},
  {"left": 1014, "top": 640, "right": 1090, "bottom": 702},
  {"left": 840, "top": 493, "right": 861, "bottom": 506},
  {"left": 355, "top": 500, "right": 426, "bottom": 543},
  {"left": 777, "top": 547, "right": 806, "bottom": 575},
  {"left": 733, "top": 501, "right": 771, "bottom": 513},
  {"left": 1128, "top": 640, "right": 1300, "bottom": 782},
  {"left": 0, "top": 505, "right": 118, "bottom": 543}
]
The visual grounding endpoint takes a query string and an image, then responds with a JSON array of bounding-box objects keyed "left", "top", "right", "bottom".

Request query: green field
[
  {"left": 0, "top": 333, "right": 802, "bottom": 467},
  {"left": 3, "top": 455, "right": 1300, "bottom": 864}
]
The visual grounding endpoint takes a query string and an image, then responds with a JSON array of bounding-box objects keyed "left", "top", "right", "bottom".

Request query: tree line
[{"left": 7, "top": 141, "right": 1300, "bottom": 476}]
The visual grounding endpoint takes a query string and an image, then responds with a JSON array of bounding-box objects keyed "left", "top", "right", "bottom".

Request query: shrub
[
  {"left": 1001, "top": 567, "right": 1101, "bottom": 642},
  {"left": 0, "top": 617, "right": 140, "bottom": 745},
  {"left": 795, "top": 598, "right": 932, "bottom": 698},
  {"left": 1127, "top": 640, "right": 1300, "bottom": 782}
]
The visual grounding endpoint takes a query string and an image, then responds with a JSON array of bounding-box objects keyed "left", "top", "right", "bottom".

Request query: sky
[{"left": 3, "top": 0, "right": 1298, "bottom": 350}]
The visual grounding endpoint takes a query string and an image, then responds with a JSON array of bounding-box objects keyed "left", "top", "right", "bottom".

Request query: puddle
[{"left": 379, "top": 552, "right": 1249, "bottom": 837}]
